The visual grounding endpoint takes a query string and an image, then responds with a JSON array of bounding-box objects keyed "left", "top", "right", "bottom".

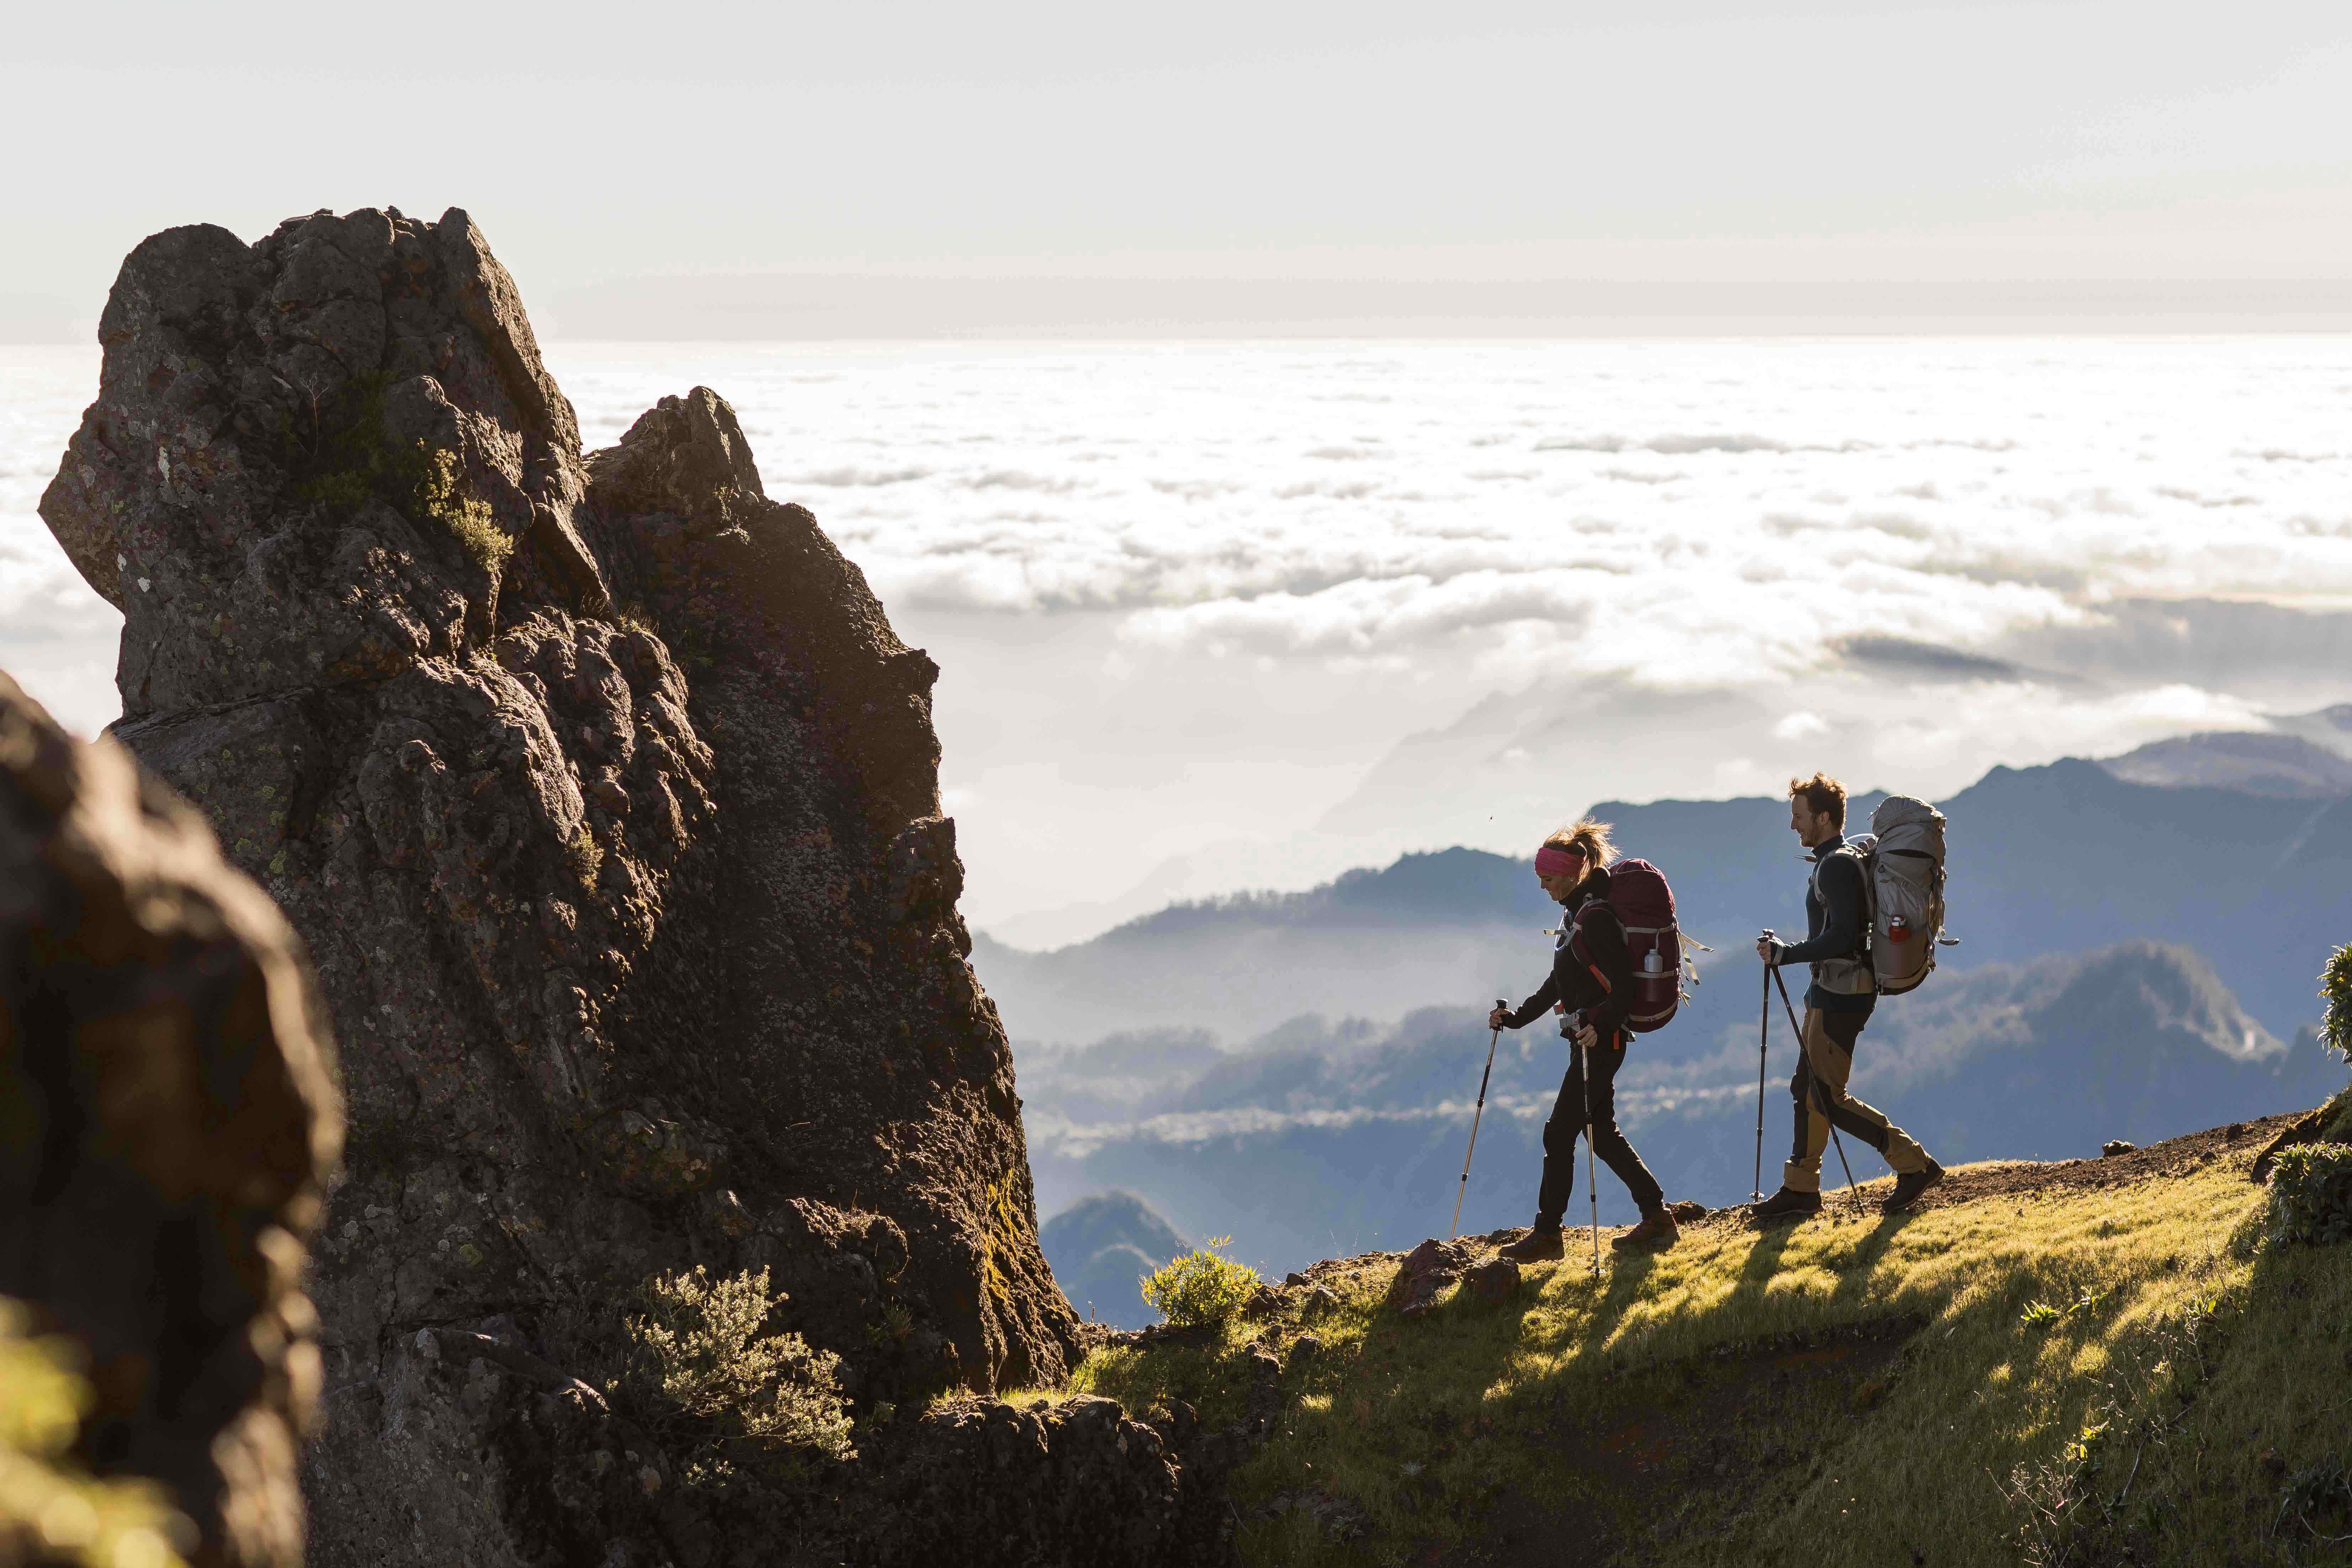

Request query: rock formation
[
  {"left": 41, "top": 207, "right": 1110, "bottom": 1564},
  {"left": 0, "top": 673, "right": 342, "bottom": 1567}
]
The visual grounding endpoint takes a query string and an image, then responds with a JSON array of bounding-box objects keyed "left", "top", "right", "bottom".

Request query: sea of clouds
[{"left": 6, "top": 337, "right": 2351, "bottom": 945}]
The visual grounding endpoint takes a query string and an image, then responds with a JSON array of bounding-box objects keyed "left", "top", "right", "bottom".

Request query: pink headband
[{"left": 1534, "top": 846, "right": 1582, "bottom": 877}]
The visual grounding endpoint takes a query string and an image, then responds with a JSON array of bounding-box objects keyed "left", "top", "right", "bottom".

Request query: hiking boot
[
  {"left": 1612, "top": 1210, "right": 1680, "bottom": 1252},
  {"left": 1750, "top": 1186, "right": 1822, "bottom": 1225},
  {"left": 1497, "top": 1224, "right": 1565, "bottom": 1263},
  {"left": 1881, "top": 1158, "right": 1947, "bottom": 1216}
]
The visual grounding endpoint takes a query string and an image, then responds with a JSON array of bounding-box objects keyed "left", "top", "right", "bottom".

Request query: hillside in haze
[
  {"left": 1041, "top": 1192, "right": 1192, "bottom": 1329},
  {"left": 1021, "top": 940, "right": 2342, "bottom": 1275},
  {"left": 976, "top": 742, "right": 2352, "bottom": 1048}
]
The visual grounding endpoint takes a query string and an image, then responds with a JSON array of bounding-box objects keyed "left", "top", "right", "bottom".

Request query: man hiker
[
  {"left": 1491, "top": 819, "right": 1679, "bottom": 1259},
  {"left": 1752, "top": 773, "right": 1945, "bottom": 1221}
]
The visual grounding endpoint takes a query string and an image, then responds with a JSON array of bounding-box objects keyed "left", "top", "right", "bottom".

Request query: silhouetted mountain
[
  {"left": 1041, "top": 1192, "right": 1191, "bottom": 1329},
  {"left": 976, "top": 756, "right": 2352, "bottom": 1044},
  {"left": 1020, "top": 941, "right": 2346, "bottom": 1275}
]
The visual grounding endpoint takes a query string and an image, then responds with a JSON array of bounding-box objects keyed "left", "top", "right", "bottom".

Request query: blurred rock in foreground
[{"left": 0, "top": 672, "right": 342, "bottom": 1568}]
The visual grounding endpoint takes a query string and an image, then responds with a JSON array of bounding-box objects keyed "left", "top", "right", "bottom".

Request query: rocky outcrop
[
  {"left": 0, "top": 673, "right": 342, "bottom": 1567},
  {"left": 1385, "top": 1237, "right": 1479, "bottom": 1315},
  {"left": 42, "top": 207, "right": 1084, "bottom": 1564}
]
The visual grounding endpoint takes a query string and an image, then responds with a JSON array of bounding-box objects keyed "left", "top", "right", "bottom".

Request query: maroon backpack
[{"left": 1567, "top": 858, "right": 1687, "bottom": 1033}]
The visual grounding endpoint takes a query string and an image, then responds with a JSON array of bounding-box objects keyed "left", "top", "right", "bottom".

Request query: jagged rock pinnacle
[{"left": 41, "top": 206, "right": 1082, "bottom": 1565}]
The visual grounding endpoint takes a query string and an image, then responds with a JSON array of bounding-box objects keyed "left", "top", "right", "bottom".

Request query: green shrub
[
  {"left": 1141, "top": 1237, "right": 1259, "bottom": 1329},
  {"left": 2267, "top": 1144, "right": 2352, "bottom": 1247},
  {"left": 416, "top": 446, "right": 512, "bottom": 575},
  {"left": 564, "top": 826, "right": 602, "bottom": 889},
  {"left": 614, "top": 1266, "right": 855, "bottom": 1481},
  {"left": 2322, "top": 943, "right": 2352, "bottom": 1065}
]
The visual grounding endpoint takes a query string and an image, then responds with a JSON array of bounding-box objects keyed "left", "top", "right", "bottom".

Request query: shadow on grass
[
  {"left": 1227, "top": 1216, "right": 1929, "bottom": 1565},
  {"left": 1074, "top": 1208, "right": 1954, "bottom": 1567}
]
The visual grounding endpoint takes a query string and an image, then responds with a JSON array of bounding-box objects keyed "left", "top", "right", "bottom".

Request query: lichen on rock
[{"left": 41, "top": 207, "right": 1104, "bottom": 1566}]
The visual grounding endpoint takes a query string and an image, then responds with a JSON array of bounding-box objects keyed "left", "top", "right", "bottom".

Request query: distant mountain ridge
[
  {"left": 976, "top": 751, "right": 2352, "bottom": 1044},
  {"left": 2098, "top": 728, "right": 2352, "bottom": 796},
  {"left": 1040, "top": 1192, "right": 1190, "bottom": 1330}
]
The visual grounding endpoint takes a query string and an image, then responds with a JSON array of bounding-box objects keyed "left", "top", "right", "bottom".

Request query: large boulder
[
  {"left": 42, "top": 208, "right": 1084, "bottom": 1565},
  {"left": 0, "top": 672, "right": 342, "bottom": 1567}
]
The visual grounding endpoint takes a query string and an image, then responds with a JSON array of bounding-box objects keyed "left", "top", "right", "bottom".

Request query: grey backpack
[{"left": 1850, "top": 795, "right": 1950, "bottom": 995}]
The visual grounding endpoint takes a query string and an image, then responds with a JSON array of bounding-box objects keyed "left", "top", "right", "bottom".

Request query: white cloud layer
[
  {"left": 8, "top": 338, "right": 2352, "bottom": 941},
  {"left": 560, "top": 339, "right": 2352, "bottom": 701}
]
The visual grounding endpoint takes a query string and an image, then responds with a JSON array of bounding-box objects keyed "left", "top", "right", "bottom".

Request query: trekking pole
[
  {"left": 1770, "top": 964, "right": 1866, "bottom": 1220},
  {"left": 1753, "top": 936, "right": 1772, "bottom": 1204},
  {"left": 1448, "top": 1001, "right": 1508, "bottom": 1240},
  {"left": 1580, "top": 1024, "right": 1600, "bottom": 1277}
]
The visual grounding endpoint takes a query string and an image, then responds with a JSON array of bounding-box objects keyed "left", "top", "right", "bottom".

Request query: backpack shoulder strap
[
  {"left": 1564, "top": 894, "right": 1619, "bottom": 967},
  {"left": 1810, "top": 844, "right": 1875, "bottom": 955},
  {"left": 1812, "top": 841, "right": 1869, "bottom": 889}
]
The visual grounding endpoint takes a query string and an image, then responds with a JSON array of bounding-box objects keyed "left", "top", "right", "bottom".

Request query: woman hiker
[{"left": 1491, "top": 819, "right": 1679, "bottom": 1259}]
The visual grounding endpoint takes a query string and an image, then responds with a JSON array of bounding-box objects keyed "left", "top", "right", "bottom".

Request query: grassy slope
[{"left": 1042, "top": 1110, "right": 2352, "bottom": 1567}]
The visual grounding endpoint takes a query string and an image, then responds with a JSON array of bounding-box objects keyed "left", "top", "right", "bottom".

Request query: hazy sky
[
  {"left": 6, "top": 8, "right": 2352, "bottom": 948},
  {"left": 6, "top": 1, "right": 2351, "bottom": 337}
]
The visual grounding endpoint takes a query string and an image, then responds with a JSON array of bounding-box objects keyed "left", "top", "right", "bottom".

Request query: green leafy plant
[
  {"left": 2275, "top": 1460, "right": 2352, "bottom": 1545},
  {"left": 2322, "top": 943, "right": 2352, "bottom": 1065},
  {"left": 864, "top": 1303, "right": 914, "bottom": 1350},
  {"left": 1141, "top": 1237, "right": 1260, "bottom": 1329},
  {"left": 614, "top": 1266, "right": 855, "bottom": 1483},
  {"left": 2019, "top": 1291, "right": 2106, "bottom": 1328},
  {"left": 275, "top": 377, "right": 511, "bottom": 574},
  {"left": 2267, "top": 1143, "right": 2352, "bottom": 1247},
  {"left": 2059, "top": 1416, "right": 2111, "bottom": 1473}
]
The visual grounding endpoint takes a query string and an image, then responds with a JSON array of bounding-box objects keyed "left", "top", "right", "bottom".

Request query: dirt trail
[
  {"left": 1710, "top": 1111, "right": 2300, "bottom": 1223},
  {"left": 1307, "top": 1115, "right": 2307, "bottom": 1275}
]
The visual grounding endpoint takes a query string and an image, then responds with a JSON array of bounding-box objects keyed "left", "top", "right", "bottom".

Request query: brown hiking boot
[
  {"left": 1750, "top": 1186, "right": 1822, "bottom": 1225},
  {"left": 1881, "top": 1158, "right": 1947, "bottom": 1215},
  {"left": 1612, "top": 1210, "right": 1679, "bottom": 1251},
  {"left": 1497, "top": 1224, "right": 1565, "bottom": 1263}
]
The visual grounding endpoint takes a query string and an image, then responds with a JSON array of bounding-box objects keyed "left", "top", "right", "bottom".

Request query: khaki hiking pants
[{"left": 1784, "top": 1007, "right": 1929, "bottom": 1195}]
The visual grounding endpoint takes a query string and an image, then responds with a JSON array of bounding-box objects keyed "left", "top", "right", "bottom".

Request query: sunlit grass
[{"left": 1021, "top": 1147, "right": 2352, "bottom": 1565}]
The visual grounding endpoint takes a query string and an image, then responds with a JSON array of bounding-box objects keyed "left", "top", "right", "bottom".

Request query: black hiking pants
[{"left": 1537, "top": 1036, "right": 1666, "bottom": 1225}]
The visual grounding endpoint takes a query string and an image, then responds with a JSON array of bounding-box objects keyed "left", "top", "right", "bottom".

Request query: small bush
[
  {"left": 1141, "top": 1237, "right": 1259, "bottom": 1329},
  {"left": 2268, "top": 1144, "right": 2352, "bottom": 1247},
  {"left": 564, "top": 826, "right": 602, "bottom": 889},
  {"left": 615, "top": 1266, "right": 855, "bottom": 1480},
  {"left": 2322, "top": 943, "right": 2352, "bottom": 1065},
  {"left": 416, "top": 446, "right": 513, "bottom": 575}
]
